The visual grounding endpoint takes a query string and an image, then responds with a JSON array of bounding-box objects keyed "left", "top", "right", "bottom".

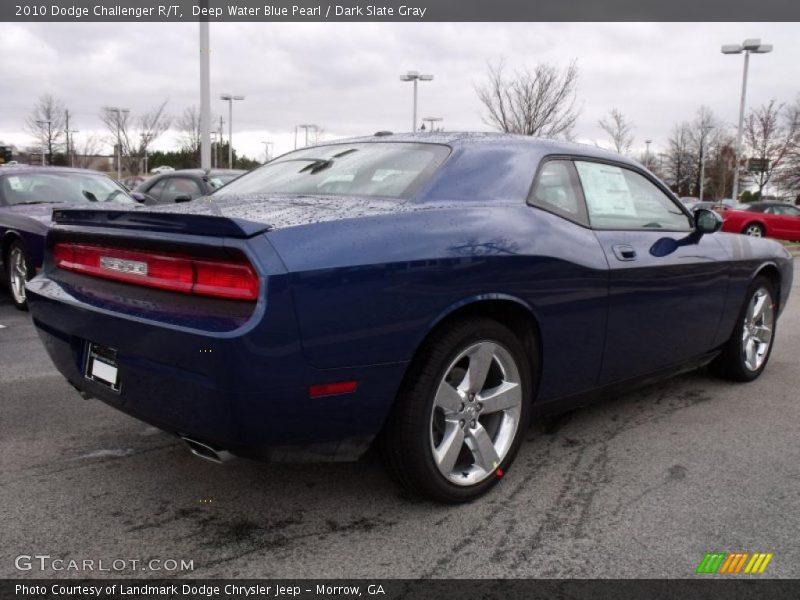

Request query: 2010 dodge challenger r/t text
[{"left": 27, "top": 133, "right": 793, "bottom": 502}]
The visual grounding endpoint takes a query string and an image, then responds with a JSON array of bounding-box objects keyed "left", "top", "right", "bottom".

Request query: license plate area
[{"left": 84, "top": 342, "right": 121, "bottom": 392}]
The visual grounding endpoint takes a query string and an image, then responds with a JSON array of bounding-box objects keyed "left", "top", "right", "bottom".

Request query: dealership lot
[{"left": 2, "top": 263, "right": 799, "bottom": 579}]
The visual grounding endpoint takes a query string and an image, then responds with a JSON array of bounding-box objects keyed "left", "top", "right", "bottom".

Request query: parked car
[
  {"left": 679, "top": 196, "right": 699, "bottom": 207},
  {"left": 150, "top": 166, "right": 175, "bottom": 174},
  {"left": 721, "top": 201, "right": 800, "bottom": 241},
  {"left": 0, "top": 166, "right": 136, "bottom": 309},
  {"left": 132, "top": 169, "right": 245, "bottom": 204},
  {"left": 26, "top": 134, "right": 793, "bottom": 502}
]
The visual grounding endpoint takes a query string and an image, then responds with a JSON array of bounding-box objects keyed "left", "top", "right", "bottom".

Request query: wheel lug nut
[
  {"left": 459, "top": 419, "right": 466, "bottom": 428},
  {"left": 470, "top": 420, "right": 476, "bottom": 428},
  {"left": 459, "top": 403, "right": 465, "bottom": 411},
  {"left": 476, "top": 402, "right": 483, "bottom": 411}
]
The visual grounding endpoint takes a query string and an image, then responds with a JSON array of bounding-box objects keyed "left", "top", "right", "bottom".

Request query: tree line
[
  {"left": 16, "top": 95, "right": 261, "bottom": 173},
  {"left": 475, "top": 60, "right": 800, "bottom": 202}
]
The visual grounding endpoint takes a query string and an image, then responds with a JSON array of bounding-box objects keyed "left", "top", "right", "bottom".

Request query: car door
[
  {"left": 573, "top": 159, "right": 730, "bottom": 384},
  {"left": 766, "top": 205, "right": 800, "bottom": 240}
]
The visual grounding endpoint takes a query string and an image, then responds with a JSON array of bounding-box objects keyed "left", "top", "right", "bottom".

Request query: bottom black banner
[{"left": 3, "top": 579, "right": 800, "bottom": 600}]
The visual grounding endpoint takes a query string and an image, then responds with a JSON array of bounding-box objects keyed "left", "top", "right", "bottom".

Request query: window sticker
[
  {"left": 7, "top": 176, "right": 22, "bottom": 191},
  {"left": 575, "top": 162, "right": 636, "bottom": 217}
]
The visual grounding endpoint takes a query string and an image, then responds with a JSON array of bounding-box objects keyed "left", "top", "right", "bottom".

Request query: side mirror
[
  {"left": 130, "top": 192, "right": 147, "bottom": 203},
  {"left": 693, "top": 208, "right": 723, "bottom": 234},
  {"left": 174, "top": 195, "right": 192, "bottom": 203}
]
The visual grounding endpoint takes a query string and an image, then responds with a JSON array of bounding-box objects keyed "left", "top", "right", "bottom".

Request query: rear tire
[
  {"left": 5, "top": 241, "right": 33, "bottom": 311},
  {"left": 710, "top": 276, "right": 777, "bottom": 382},
  {"left": 382, "top": 318, "right": 534, "bottom": 503}
]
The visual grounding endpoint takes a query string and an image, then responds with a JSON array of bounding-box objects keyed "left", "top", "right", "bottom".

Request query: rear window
[
  {"left": 0, "top": 172, "right": 133, "bottom": 206},
  {"left": 215, "top": 143, "right": 450, "bottom": 199}
]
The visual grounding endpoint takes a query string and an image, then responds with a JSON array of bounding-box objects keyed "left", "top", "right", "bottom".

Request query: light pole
[
  {"left": 35, "top": 119, "right": 51, "bottom": 165},
  {"left": 105, "top": 106, "right": 129, "bottom": 179},
  {"left": 199, "top": 18, "right": 211, "bottom": 170},
  {"left": 400, "top": 71, "right": 433, "bottom": 132},
  {"left": 261, "top": 140, "right": 273, "bottom": 163},
  {"left": 722, "top": 38, "right": 773, "bottom": 201},
  {"left": 140, "top": 132, "right": 153, "bottom": 175},
  {"left": 644, "top": 139, "right": 652, "bottom": 169},
  {"left": 220, "top": 93, "right": 244, "bottom": 168},
  {"left": 298, "top": 124, "right": 318, "bottom": 147},
  {"left": 422, "top": 116, "right": 443, "bottom": 132},
  {"left": 698, "top": 126, "right": 713, "bottom": 201}
]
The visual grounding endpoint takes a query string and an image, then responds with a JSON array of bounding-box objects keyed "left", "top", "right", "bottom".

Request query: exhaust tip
[{"left": 180, "top": 435, "right": 233, "bottom": 464}]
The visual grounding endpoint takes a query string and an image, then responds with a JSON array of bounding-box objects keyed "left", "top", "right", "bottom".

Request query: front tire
[
  {"left": 5, "top": 241, "right": 33, "bottom": 311},
  {"left": 382, "top": 318, "right": 534, "bottom": 503},
  {"left": 743, "top": 223, "right": 765, "bottom": 237},
  {"left": 710, "top": 276, "right": 777, "bottom": 382}
]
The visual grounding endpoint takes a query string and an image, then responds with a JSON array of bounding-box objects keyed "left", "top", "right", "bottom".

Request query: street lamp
[
  {"left": 261, "top": 140, "right": 273, "bottom": 163},
  {"left": 35, "top": 119, "right": 51, "bottom": 166},
  {"left": 105, "top": 106, "right": 129, "bottom": 179},
  {"left": 219, "top": 94, "right": 244, "bottom": 168},
  {"left": 140, "top": 132, "right": 153, "bottom": 175},
  {"left": 422, "top": 116, "right": 443, "bottom": 132},
  {"left": 644, "top": 139, "right": 652, "bottom": 169},
  {"left": 400, "top": 71, "right": 433, "bottom": 133},
  {"left": 298, "top": 124, "right": 318, "bottom": 147},
  {"left": 721, "top": 38, "right": 773, "bottom": 201}
]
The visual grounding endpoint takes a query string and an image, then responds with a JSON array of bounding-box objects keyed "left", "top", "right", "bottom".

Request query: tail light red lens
[{"left": 53, "top": 243, "right": 259, "bottom": 301}]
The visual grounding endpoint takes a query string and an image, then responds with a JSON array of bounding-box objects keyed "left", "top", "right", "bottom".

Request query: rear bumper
[{"left": 27, "top": 276, "right": 408, "bottom": 461}]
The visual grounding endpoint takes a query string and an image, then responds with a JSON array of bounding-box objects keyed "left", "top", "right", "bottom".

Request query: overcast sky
[{"left": 0, "top": 22, "right": 797, "bottom": 161}]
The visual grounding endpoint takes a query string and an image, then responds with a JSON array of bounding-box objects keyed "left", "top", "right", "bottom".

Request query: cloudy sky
[{"left": 0, "top": 22, "right": 797, "bottom": 161}]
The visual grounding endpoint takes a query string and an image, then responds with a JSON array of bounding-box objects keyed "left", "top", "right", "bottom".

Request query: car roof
[
  {"left": 299, "top": 131, "right": 642, "bottom": 168},
  {"left": 154, "top": 169, "right": 246, "bottom": 176},
  {"left": 749, "top": 201, "right": 794, "bottom": 208},
  {"left": 0, "top": 165, "right": 112, "bottom": 176}
]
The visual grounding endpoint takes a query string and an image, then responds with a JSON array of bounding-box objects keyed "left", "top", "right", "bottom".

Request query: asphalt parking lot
[{"left": 2, "top": 264, "right": 799, "bottom": 580}]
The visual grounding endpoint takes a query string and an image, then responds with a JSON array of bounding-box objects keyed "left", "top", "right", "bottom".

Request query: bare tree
[
  {"left": 476, "top": 60, "right": 580, "bottom": 139},
  {"left": 664, "top": 123, "right": 696, "bottom": 196},
  {"left": 74, "top": 135, "right": 102, "bottom": 169},
  {"left": 25, "top": 94, "right": 67, "bottom": 164},
  {"left": 176, "top": 105, "right": 201, "bottom": 154},
  {"left": 779, "top": 98, "right": 800, "bottom": 194},
  {"left": 598, "top": 108, "right": 634, "bottom": 154},
  {"left": 704, "top": 135, "right": 737, "bottom": 201},
  {"left": 689, "top": 106, "right": 722, "bottom": 200},
  {"left": 743, "top": 99, "right": 800, "bottom": 195},
  {"left": 100, "top": 100, "right": 171, "bottom": 175}
]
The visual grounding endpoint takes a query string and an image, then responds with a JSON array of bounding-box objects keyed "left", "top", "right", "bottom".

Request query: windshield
[
  {"left": 208, "top": 173, "right": 242, "bottom": 190},
  {"left": 215, "top": 143, "right": 450, "bottom": 199},
  {"left": 0, "top": 172, "right": 134, "bottom": 206}
]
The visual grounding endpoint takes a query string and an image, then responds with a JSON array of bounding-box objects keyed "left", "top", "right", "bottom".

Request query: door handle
[{"left": 612, "top": 244, "right": 637, "bottom": 261}]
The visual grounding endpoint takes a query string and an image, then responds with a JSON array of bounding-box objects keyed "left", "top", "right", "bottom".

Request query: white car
[{"left": 150, "top": 165, "right": 175, "bottom": 174}]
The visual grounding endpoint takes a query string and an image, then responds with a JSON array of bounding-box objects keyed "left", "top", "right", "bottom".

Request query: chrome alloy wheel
[
  {"left": 429, "top": 341, "right": 522, "bottom": 486},
  {"left": 742, "top": 287, "right": 774, "bottom": 372},
  {"left": 9, "top": 246, "right": 29, "bottom": 305},
  {"left": 744, "top": 224, "right": 764, "bottom": 237}
]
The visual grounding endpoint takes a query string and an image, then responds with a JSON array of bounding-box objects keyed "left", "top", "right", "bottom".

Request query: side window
[
  {"left": 772, "top": 205, "right": 800, "bottom": 217},
  {"left": 574, "top": 161, "right": 691, "bottom": 231},
  {"left": 145, "top": 178, "right": 168, "bottom": 201},
  {"left": 162, "top": 177, "right": 203, "bottom": 202},
  {"left": 528, "top": 160, "right": 588, "bottom": 225}
]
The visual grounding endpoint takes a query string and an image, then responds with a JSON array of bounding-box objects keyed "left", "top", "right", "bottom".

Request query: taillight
[{"left": 53, "top": 243, "right": 259, "bottom": 301}]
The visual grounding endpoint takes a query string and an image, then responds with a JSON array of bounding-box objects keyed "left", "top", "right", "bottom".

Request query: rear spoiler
[{"left": 51, "top": 208, "right": 272, "bottom": 239}]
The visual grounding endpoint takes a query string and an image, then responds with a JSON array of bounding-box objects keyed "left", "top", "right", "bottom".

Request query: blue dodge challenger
[{"left": 26, "top": 133, "right": 793, "bottom": 502}]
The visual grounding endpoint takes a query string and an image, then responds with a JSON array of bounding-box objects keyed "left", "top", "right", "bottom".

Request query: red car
[{"left": 720, "top": 202, "right": 800, "bottom": 241}]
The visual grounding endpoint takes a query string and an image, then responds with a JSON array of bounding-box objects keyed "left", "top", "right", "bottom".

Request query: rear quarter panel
[
  {"left": 266, "top": 204, "right": 610, "bottom": 403},
  {"left": 711, "top": 232, "right": 793, "bottom": 346}
]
